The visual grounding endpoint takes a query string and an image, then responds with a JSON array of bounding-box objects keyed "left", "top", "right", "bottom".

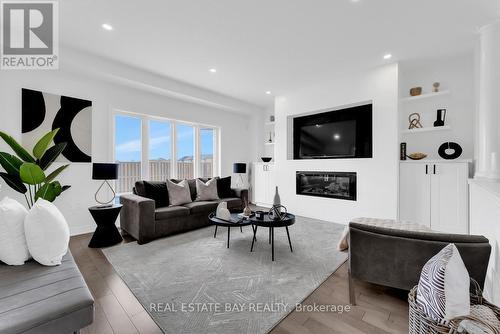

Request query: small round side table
[{"left": 88, "top": 204, "right": 123, "bottom": 248}]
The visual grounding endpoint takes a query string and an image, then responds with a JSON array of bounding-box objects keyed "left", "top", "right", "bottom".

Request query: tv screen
[
  {"left": 300, "top": 120, "right": 356, "bottom": 158},
  {"left": 293, "top": 104, "right": 372, "bottom": 159}
]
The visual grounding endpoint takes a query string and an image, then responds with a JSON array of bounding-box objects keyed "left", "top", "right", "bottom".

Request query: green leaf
[
  {"left": 0, "top": 172, "right": 27, "bottom": 194},
  {"left": 39, "top": 143, "right": 66, "bottom": 170},
  {"left": 0, "top": 152, "right": 23, "bottom": 175},
  {"left": 44, "top": 164, "right": 69, "bottom": 183},
  {"left": 0, "top": 131, "right": 35, "bottom": 163},
  {"left": 19, "top": 163, "right": 45, "bottom": 185},
  {"left": 33, "top": 129, "right": 59, "bottom": 160},
  {"left": 35, "top": 181, "right": 62, "bottom": 202}
]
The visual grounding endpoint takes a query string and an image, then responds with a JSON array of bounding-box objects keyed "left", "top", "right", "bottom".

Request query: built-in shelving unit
[
  {"left": 400, "top": 90, "right": 450, "bottom": 102},
  {"left": 401, "top": 125, "right": 451, "bottom": 134}
]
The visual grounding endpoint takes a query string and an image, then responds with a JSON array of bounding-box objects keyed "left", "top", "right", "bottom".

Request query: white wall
[
  {"left": 469, "top": 180, "right": 500, "bottom": 305},
  {"left": 273, "top": 64, "right": 399, "bottom": 224},
  {"left": 0, "top": 52, "right": 261, "bottom": 235},
  {"left": 399, "top": 54, "right": 475, "bottom": 160}
]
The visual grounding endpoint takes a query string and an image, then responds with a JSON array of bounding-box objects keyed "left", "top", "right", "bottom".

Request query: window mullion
[
  {"left": 141, "top": 117, "right": 149, "bottom": 181},
  {"left": 194, "top": 126, "right": 200, "bottom": 178},
  {"left": 171, "top": 122, "right": 177, "bottom": 179}
]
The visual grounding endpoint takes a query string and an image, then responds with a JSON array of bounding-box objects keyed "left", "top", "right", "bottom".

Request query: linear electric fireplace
[{"left": 296, "top": 171, "right": 357, "bottom": 201}]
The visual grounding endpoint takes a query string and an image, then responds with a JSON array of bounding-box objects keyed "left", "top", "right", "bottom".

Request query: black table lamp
[
  {"left": 233, "top": 163, "right": 247, "bottom": 188},
  {"left": 92, "top": 163, "right": 119, "bottom": 206}
]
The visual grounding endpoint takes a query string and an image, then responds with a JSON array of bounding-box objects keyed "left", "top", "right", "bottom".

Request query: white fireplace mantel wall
[{"left": 469, "top": 20, "right": 500, "bottom": 305}]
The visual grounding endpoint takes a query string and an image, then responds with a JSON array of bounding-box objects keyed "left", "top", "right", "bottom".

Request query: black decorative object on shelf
[
  {"left": 400, "top": 143, "right": 407, "bottom": 160},
  {"left": 438, "top": 142, "right": 462, "bottom": 160},
  {"left": 433, "top": 109, "right": 446, "bottom": 127}
]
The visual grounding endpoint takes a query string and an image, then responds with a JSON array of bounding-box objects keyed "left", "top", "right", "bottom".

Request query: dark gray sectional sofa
[{"left": 120, "top": 177, "right": 247, "bottom": 244}]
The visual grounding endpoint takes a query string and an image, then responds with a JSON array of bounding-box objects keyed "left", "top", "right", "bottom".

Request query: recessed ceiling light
[
  {"left": 350, "top": 0, "right": 360, "bottom": 2},
  {"left": 383, "top": 53, "right": 392, "bottom": 60},
  {"left": 102, "top": 23, "right": 113, "bottom": 31},
  {"left": 266, "top": 91, "right": 272, "bottom": 95},
  {"left": 209, "top": 68, "right": 217, "bottom": 73}
]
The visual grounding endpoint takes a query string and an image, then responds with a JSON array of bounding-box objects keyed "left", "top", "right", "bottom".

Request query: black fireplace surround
[{"left": 296, "top": 171, "right": 357, "bottom": 201}]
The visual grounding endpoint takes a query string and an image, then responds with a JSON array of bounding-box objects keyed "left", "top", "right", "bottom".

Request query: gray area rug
[{"left": 103, "top": 216, "right": 347, "bottom": 334}]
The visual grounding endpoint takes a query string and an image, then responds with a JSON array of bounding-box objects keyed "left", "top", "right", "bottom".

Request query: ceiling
[{"left": 61, "top": 0, "right": 498, "bottom": 108}]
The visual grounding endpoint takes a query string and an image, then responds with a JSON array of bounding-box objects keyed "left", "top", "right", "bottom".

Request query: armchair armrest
[
  {"left": 119, "top": 194, "right": 155, "bottom": 244},
  {"left": 232, "top": 188, "right": 249, "bottom": 201}
]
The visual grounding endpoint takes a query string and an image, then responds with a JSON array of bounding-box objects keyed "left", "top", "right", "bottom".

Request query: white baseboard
[{"left": 70, "top": 224, "right": 95, "bottom": 236}]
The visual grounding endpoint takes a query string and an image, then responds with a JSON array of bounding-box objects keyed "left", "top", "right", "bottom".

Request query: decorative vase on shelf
[
  {"left": 433, "top": 109, "right": 446, "bottom": 127},
  {"left": 273, "top": 186, "right": 281, "bottom": 206}
]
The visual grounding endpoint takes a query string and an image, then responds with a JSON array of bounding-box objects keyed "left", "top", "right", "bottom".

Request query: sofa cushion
[
  {"left": 167, "top": 180, "right": 192, "bottom": 206},
  {"left": 134, "top": 181, "right": 146, "bottom": 197},
  {"left": 195, "top": 178, "right": 219, "bottom": 201},
  {"left": 155, "top": 206, "right": 190, "bottom": 220},
  {"left": 183, "top": 201, "right": 219, "bottom": 214},
  {"left": 143, "top": 181, "right": 169, "bottom": 208},
  {"left": 216, "top": 198, "right": 242, "bottom": 210},
  {"left": 217, "top": 176, "right": 233, "bottom": 198}
]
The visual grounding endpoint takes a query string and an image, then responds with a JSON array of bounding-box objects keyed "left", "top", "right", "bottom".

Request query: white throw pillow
[
  {"left": 166, "top": 180, "right": 192, "bottom": 206},
  {"left": 0, "top": 197, "right": 30, "bottom": 265},
  {"left": 24, "top": 199, "right": 69, "bottom": 266},
  {"left": 416, "top": 243, "right": 470, "bottom": 323},
  {"left": 195, "top": 178, "right": 219, "bottom": 201}
]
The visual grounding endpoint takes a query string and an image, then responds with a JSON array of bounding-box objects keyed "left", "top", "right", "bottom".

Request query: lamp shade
[
  {"left": 92, "top": 163, "right": 118, "bottom": 180},
  {"left": 233, "top": 163, "right": 247, "bottom": 174}
]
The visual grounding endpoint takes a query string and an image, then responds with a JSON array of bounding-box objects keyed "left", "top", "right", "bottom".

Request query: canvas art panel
[{"left": 22, "top": 88, "right": 92, "bottom": 163}]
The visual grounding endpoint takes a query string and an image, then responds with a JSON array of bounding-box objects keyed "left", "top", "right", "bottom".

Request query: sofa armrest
[
  {"left": 119, "top": 194, "right": 155, "bottom": 244},
  {"left": 232, "top": 188, "right": 249, "bottom": 201}
]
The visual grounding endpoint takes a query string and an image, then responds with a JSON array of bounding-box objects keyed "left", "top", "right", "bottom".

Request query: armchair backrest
[{"left": 348, "top": 223, "right": 491, "bottom": 290}]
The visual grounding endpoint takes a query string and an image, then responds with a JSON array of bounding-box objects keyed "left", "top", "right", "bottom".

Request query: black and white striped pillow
[{"left": 416, "top": 244, "right": 470, "bottom": 324}]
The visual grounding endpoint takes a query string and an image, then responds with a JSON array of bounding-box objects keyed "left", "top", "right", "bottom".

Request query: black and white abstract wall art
[{"left": 22, "top": 88, "right": 92, "bottom": 163}]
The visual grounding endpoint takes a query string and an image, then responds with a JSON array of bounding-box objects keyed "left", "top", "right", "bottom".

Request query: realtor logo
[{"left": 1, "top": 0, "right": 58, "bottom": 69}]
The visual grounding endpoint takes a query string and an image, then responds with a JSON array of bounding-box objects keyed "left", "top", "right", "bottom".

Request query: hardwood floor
[{"left": 70, "top": 233, "right": 408, "bottom": 334}]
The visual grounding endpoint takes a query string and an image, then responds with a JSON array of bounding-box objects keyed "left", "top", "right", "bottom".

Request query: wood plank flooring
[{"left": 70, "top": 233, "right": 408, "bottom": 334}]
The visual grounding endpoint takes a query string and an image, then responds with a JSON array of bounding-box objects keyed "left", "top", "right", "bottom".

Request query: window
[
  {"left": 149, "top": 121, "right": 171, "bottom": 181},
  {"left": 113, "top": 112, "right": 219, "bottom": 193},
  {"left": 176, "top": 124, "right": 195, "bottom": 179},
  {"left": 114, "top": 115, "right": 142, "bottom": 194},
  {"left": 200, "top": 128, "right": 215, "bottom": 178}
]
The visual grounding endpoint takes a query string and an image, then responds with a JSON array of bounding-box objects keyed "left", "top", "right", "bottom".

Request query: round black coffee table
[
  {"left": 208, "top": 212, "right": 254, "bottom": 248},
  {"left": 88, "top": 204, "right": 123, "bottom": 248},
  {"left": 249, "top": 213, "right": 295, "bottom": 261}
]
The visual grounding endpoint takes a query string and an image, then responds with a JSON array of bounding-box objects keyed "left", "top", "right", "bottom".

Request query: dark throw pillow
[
  {"left": 143, "top": 181, "right": 169, "bottom": 208},
  {"left": 217, "top": 176, "right": 232, "bottom": 199}
]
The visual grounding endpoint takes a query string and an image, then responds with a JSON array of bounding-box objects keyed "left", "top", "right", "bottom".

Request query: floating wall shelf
[
  {"left": 401, "top": 126, "right": 451, "bottom": 134},
  {"left": 400, "top": 90, "right": 451, "bottom": 102}
]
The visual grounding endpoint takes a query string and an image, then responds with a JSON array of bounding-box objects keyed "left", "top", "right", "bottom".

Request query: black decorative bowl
[{"left": 261, "top": 157, "right": 272, "bottom": 162}]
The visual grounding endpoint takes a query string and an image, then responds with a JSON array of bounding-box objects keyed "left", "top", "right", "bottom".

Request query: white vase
[{"left": 273, "top": 186, "right": 281, "bottom": 206}]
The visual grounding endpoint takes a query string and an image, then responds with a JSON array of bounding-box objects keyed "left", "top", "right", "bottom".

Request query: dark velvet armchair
[{"left": 348, "top": 223, "right": 491, "bottom": 305}]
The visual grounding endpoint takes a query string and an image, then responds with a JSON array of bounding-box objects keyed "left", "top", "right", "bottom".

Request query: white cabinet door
[
  {"left": 252, "top": 163, "right": 266, "bottom": 204},
  {"left": 399, "top": 163, "right": 432, "bottom": 227},
  {"left": 430, "top": 163, "right": 468, "bottom": 233}
]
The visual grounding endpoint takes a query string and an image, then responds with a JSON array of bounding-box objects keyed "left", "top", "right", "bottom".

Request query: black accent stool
[{"left": 88, "top": 205, "right": 123, "bottom": 248}]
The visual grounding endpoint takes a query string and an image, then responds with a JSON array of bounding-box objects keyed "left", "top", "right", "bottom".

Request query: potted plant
[{"left": 0, "top": 129, "right": 70, "bottom": 208}]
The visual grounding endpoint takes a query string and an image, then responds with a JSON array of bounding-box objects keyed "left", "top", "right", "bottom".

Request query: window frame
[{"left": 112, "top": 109, "right": 220, "bottom": 194}]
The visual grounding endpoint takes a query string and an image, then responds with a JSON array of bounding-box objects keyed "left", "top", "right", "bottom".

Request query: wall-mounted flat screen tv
[{"left": 293, "top": 103, "right": 372, "bottom": 159}]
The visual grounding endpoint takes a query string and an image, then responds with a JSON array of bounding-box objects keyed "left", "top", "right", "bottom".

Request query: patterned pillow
[{"left": 416, "top": 244, "right": 470, "bottom": 324}]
